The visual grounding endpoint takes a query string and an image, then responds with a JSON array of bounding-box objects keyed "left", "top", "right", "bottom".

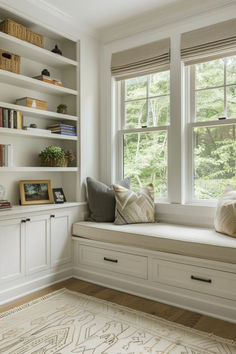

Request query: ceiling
[{"left": 31, "top": 0, "right": 236, "bottom": 41}]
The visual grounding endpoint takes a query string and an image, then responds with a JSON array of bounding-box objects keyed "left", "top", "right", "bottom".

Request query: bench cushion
[{"left": 72, "top": 222, "right": 236, "bottom": 264}]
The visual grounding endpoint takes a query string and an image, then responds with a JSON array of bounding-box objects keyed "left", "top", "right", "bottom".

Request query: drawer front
[
  {"left": 151, "top": 259, "right": 236, "bottom": 300},
  {"left": 79, "top": 245, "right": 148, "bottom": 279}
]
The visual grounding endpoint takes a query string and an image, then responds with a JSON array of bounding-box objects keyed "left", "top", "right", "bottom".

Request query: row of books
[
  {"left": 47, "top": 123, "right": 77, "bottom": 136},
  {"left": 0, "top": 144, "right": 13, "bottom": 167},
  {"left": 0, "top": 200, "right": 12, "bottom": 210},
  {"left": 0, "top": 107, "right": 23, "bottom": 129}
]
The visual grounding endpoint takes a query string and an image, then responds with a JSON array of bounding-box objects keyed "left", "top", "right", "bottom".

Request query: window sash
[{"left": 187, "top": 60, "right": 236, "bottom": 201}]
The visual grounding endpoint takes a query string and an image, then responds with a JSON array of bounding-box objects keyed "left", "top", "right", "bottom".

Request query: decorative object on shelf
[
  {"left": 47, "top": 122, "right": 76, "bottom": 136},
  {"left": 65, "top": 150, "right": 76, "bottom": 167},
  {"left": 53, "top": 188, "right": 66, "bottom": 204},
  {"left": 33, "top": 73, "right": 62, "bottom": 86},
  {"left": 30, "top": 123, "right": 37, "bottom": 128},
  {"left": 19, "top": 180, "right": 53, "bottom": 205},
  {"left": 0, "top": 18, "right": 44, "bottom": 47},
  {"left": 57, "top": 104, "right": 67, "bottom": 114},
  {"left": 23, "top": 126, "right": 52, "bottom": 135},
  {"left": 39, "top": 146, "right": 68, "bottom": 167},
  {"left": 16, "top": 97, "right": 47, "bottom": 110},
  {"left": 0, "top": 49, "right": 21, "bottom": 73},
  {"left": 51, "top": 44, "right": 62, "bottom": 55},
  {"left": 41, "top": 68, "right": 50, "bottom": 77}
]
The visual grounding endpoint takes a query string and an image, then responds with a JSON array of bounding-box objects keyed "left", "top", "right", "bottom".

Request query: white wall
[{"left": 100, "top": 3, "right": 236, "bottom": 227}]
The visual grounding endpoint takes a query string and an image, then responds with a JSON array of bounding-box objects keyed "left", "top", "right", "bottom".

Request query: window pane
[
  {"left": 226, "top": 56, "right": 236, "bottom": 85},
  {"left": 196, "top": 59, "right": 224, "bottom": 89},
  {"left": 125, "top": 100, "right": 146, "bottom": 129},
  {"left": 125, "top": 76, "right": 147, "bottom": 100},
  {"left": 196, "top": 88, "right": 224, "bottom": 121},
  {"left": 150, "top": 71, "right": 170, "bottom": 96},
  {"left": 123, "top": 131, "right": 167, "bottom": 197},
  {"left": 194, "top": 125, "right": 236, "bottom": 200},
  {"left": 148, "top": 96, "right": 170, "bottom": 126},
  {"left": 227, "top": 86, "right": 236, "bottom": 118}
]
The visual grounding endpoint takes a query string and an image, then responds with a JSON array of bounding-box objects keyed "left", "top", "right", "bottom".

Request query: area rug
[{"left": 0, "top": 289, "right": 235, "bottom": 353}]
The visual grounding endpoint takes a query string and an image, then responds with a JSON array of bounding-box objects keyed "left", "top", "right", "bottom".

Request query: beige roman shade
[
  {"left": 181, "top": 18, "right": 236, "bottom": 65},
  {"left": 111, "top": 38, "right": 170, "bottom": 80}
]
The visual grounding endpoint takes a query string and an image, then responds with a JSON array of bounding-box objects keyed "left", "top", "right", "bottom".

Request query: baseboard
[
  {"left": 0, "top": 268, "right": 73, "bottom": 305},
  {"left": 73, "top": 267, "right": 236, "bottom": 324}
]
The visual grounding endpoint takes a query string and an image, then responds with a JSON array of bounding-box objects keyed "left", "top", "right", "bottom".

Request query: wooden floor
[{"left": 1, "top": 278, "right": 236, "bottom": 341}]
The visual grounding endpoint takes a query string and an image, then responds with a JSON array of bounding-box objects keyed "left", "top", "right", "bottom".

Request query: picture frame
[
  {"left": 19, "top": 180, "right": 54, "bottom": 205},
  {"left": 53, "top": 188, "right": 66, "bottom": 204}
]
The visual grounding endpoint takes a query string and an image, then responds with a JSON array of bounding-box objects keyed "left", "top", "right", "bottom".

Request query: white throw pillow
[{"left": 214, "top": 185, "right": 236, "bottom": 238}]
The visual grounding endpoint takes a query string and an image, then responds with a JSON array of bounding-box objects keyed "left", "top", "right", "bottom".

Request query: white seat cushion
[{"left": 72, "top": 222, "right": 236, "bottom": 264}]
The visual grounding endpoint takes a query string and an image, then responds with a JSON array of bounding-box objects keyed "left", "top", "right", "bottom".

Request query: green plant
[
  {"left": 39, "top": 146, "right": 66, "bottom": 166},
  {"left": 57, "top": 104, "right": 67, "bottom": 110}
]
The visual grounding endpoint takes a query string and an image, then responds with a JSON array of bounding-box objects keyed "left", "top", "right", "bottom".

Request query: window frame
[
  {"left": 186, "top": 57, "right": 236, "bottom": 203},
  {"left": 117, "top": 73, "right": 170, "bottom": 201}
]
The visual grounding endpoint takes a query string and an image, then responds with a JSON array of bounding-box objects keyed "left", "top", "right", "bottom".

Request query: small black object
[
  {"left": 26, "top": 218, "right": 31, "bottom": 222},
  {"left": 53, "top": 188, "right": 66, "bottom": 204},
  {"left": 52, "top": 44, "right": 62, "bottom": 55},
  {"left": 218, "top": 117, "right": 226, "bottom": 120},
  {"left": 21, "top": 219, "right": 26, "bottom": 223},
  {"left": 30, "top": 123, "right": 37, "bottom": 128},
  {"left": 41, "top": 68, "right": 50, "bottom": 77},
  {"left": 142, "top": 125, "right": 147, "bottom": 128},
  {"left": 50, "top": 214, "right": 55, "bottom": 218}
]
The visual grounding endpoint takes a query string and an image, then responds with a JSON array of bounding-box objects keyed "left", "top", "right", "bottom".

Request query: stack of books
[
  {"left": 0, "top": 200, "right": 12, "bottom": 210},
  {"left": 0, "top": 107, "right": 23, "bottom": 129},
  {"left": 47, "top": 123, "right": 76, "bottom": 136},
  {"left": 0, "top": 144, "right": 13, "bottom": 167}
]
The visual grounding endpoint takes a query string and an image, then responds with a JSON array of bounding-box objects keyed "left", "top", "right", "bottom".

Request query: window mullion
[
  {"left": 146, "top": 75, "right": 150, "bottom": 126},
  {"left": 224, "top": 58, "right": 227, "bottom": 118}
]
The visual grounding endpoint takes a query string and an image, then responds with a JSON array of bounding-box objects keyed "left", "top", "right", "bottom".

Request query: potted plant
[
  {"left": 57, "top": 104, "right": 67, "bottom": 114},
  {"left": 39, "top": 146, "right": 67, "bottom": 167}
]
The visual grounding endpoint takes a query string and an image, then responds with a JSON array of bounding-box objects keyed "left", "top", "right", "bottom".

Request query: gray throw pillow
[{"left": 86, "top": 177, "right": 130, "bottom": 222}]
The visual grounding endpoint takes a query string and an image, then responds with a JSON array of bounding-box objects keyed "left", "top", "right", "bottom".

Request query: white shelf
[
  {"left": 0, "top": 31, "right": 78, "bottom": 68},
  {"left": 0, "top": 202, "right": 87, "bottom": 218},
  {"left": 0, "top": 69, "right": 78, "bottom": 96},
  {"left": 0, "top": 102, "right": 78, "bottom": 121},
  {"left": 0, "top": 167, "right": 78, "bottom": 172},
  {"left": 0, "top": 127, "right": 78, "bottom": 140}
]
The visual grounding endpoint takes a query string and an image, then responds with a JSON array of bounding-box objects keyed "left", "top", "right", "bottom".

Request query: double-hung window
[
  {"left": 187, "top": 56, "right": 236, "bottom": 200},
  {"left": 118, "top": 70, "right": 170, "bottom": 198}
]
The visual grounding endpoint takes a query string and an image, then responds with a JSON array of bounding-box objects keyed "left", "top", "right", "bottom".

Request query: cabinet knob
[
  {"left": 50, "top": 214, "right": 55, "bottom": 218},
  {"left": 21, "top": 219, "right": 26, "bottom": 223},
  {"left": 26, "top": 218, "right": 31, "bottom": 222}
]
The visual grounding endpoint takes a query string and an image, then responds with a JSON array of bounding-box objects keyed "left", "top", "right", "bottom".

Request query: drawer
[
  {"left": 151, "top": 259, "right": 236, "bottom": 300},
  {"left": 79, "top": 245, "right": 148, "bottom": 279}
]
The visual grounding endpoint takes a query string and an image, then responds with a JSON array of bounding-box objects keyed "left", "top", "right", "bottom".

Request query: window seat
[{"left": 72, "top": 221, "right": 236, "bottom": 264}]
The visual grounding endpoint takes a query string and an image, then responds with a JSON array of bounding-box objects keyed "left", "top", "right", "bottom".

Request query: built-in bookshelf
[{"left": 0, "top": 7, "right": 79, "bottom": 205}]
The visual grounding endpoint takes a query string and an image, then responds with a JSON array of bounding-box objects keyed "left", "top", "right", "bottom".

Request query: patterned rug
[{"left": 0, "top": 289, "right": 235, "bottom": 353}]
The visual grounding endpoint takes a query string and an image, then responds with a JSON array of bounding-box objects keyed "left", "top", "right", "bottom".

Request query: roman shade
[
  {"left": 181, "top": 18, "right": 236, "bottom": 65},
  {"left": 111, "top": 38, "right": 170, "bottom": 80}
]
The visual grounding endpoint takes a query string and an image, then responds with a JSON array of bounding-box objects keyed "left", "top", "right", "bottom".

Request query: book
[
  {"left": 0, "top": 144, "right": 13, "bottom": 167},
  {"left": 47, "top": 123, "right": 76, "bottom": 130},
  {"left": 17, "top": 111, "right": 23, "bottom": 129},
  {"left": 0, "top": 107, "right": 2, "bottom": 127},
  {"left": 3, "top": 108, "right": 8, "bottom": 127},
  {"left": 9, "top": 110, "right": 14, "bottom": 129}
]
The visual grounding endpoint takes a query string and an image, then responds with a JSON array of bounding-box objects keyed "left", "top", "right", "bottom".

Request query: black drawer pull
[
  {"left": 21, "top": 219, "right": 26, "bottom": 223},
  {"left": 50, "top": 214, "right": 55, "bottom": 218},
  {"left": 191, "top": 275, "right": 212, "bottom": 283},
  {"left": 26, "top": 218, "right": 31, "bottom": 222},
  {"left": 104, "top": 257, "right": 118, "bottom": 263}
]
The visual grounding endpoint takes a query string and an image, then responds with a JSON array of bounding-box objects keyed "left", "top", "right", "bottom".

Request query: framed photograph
[
  {"left": 19, "top": 180, "right": 54, "bottom": 205},
  {"left": 53, "top": 188, "right": 66, "bottom": 204}
]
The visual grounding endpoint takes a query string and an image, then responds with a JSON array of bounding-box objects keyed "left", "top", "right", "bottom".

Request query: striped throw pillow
[{"left": 113, "top": 183, "right": 155, "bottom": 225}]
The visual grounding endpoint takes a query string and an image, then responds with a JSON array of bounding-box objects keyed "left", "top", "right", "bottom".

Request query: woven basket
[
  {"left": 0, "top": 49, "right": 20, "bottom": 74},
  {"left": 0, "top": 19, "right": 44, "bottom": 48},
  {"left": 40, "top": 158, "right": 68, "bottom": 168}
]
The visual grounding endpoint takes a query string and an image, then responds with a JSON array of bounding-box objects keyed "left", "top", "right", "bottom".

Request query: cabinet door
[
  {"left": 26, "top": 214, "right": 50, "bottom": 274},
  {"left": 0, "top": 218, "right": 25, "bottom": 282},
  {"left": 50, "top": 212, "right": 71, "bottom": 267}
]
